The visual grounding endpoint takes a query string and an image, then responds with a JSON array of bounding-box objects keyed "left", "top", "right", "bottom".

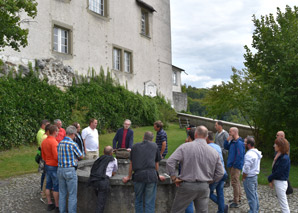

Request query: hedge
[{"left": 0, "top": 68, "right": 176, "bottom": 150}]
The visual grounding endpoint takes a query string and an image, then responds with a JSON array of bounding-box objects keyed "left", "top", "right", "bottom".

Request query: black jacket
[{"left": 88, "top": 155, "right": 115, "bottom": 186}]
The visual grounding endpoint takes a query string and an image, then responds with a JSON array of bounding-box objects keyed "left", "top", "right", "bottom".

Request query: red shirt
[
  {"left": 56, "top": 128, "right": 66, "bottom": 143},
  {"left": 41, "top": 136, "right": 58, "bottom": 166},
  {"left": 121, "top": 129, "right": 128, "bottom": 148}
]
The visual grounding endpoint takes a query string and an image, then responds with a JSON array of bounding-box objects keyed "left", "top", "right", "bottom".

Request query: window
[
  {"left": 173, "top": 71, "right": 177, "bottom": 85},
  {"left": 113, "top": 47, "right": 133, "bottom": 73},
  {"left": 113, "top": 48, "right": 121, "bottom": 71},
  {"left": 124, "top": 51, "right": 131, "bottom": 73},
  {"left": 53, "top": 27, "right": 69, "bottom": 54},
  {"left": 89, "top": 0, "right": 106, "bottom": 16},
  {"left": 141, "top": 10, "right": 149, "bottom": 36}
]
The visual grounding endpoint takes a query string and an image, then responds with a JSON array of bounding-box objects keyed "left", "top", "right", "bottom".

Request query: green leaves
[
  {"left": 0, "top": 68, "right": 174, "bottom": 150},
  {"left": 0, "top": 0, "right": 38, "bottom": 51},
  {"left": 203, "top": 6, "right": 298, "bottom": 161}
]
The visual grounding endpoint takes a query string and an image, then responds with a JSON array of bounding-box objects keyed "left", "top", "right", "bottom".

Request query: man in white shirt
[
  {"left": 242, "top": 136, "right": 262, "bottom": 213},
  {"left": 82, "top": 118, "right": 99, "bottom": 160}
]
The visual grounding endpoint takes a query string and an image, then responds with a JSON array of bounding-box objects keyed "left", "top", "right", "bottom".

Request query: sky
[{"left": 170, "top": 0, "right": 297, "bottom": 88}]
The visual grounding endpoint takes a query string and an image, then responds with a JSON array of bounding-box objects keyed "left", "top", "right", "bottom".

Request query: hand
[
  {"left": 269, "top": 181, "right": 274, "bottom": 189},
  {"left": 159, "top": 175, "right": 166, "bottom": 182},
  {"left": 122, "top": 176, "right": 130, "bottom": 183},
  {"left": 227, "top": 135, "right": 233, "bottom": 141},
  {"left": 127, "top": 148, "right": 131, "bottom": 152},
  {"left": 174, "top": 178, "right": 183, "bottom": 187}
]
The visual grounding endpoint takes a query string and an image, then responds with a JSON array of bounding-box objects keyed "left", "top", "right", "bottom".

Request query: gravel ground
[{"left": 0, "top": 173, "right": 297, "bottom": 213}]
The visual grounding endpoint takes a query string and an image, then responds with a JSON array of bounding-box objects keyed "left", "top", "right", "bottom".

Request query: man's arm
[
  {"left": 122, "top": 161, "right": 132, "bottom": 183},
  {"left": 83, "top": 139, "right": 87, "bottom": 154},
  {"left": 213, "top": 155, "right": 225, "bottom": 183},
  {"left": 112, "top": 130, "right": 119, "bottom": 149},
  {"left": 160, "top": 141, "right": 166, "bottom": 157},
  {"left": 242, "top": 153, "right": 252, "bottom": 181},
  {"left": 166, "top": 146, "right": 182, "bottom": 177}
]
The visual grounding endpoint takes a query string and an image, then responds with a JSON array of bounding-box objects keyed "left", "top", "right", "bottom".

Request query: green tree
[
  {"left": 203, "top": 6, "right": 298, "bottom": 160},
  {"left": 0, "top": 0, "right": 38, "bottom": 51}
]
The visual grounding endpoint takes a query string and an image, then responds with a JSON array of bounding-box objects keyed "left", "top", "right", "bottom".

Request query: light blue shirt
[{"left": 209, "top": 143, "right": 226, "bottom": 174}]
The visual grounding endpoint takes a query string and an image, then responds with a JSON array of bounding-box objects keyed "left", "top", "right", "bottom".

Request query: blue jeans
[
  {"left": 134, "top": 182, "right": 157, "bottom": 213},
  {"left": 58, "top": 167, "right": 78, "bottom": 213},
  {"left": 243, "top": 175, "right": 259, "bottom": 213},
  {"left": 45, "top": 165, "right": 59, "bottom": 192},
  {"left": 185, "top": 202, "right": 194, "bottom": 213},
  {"left": 209, "top": 173, "right": 227, "bottom": 213}
]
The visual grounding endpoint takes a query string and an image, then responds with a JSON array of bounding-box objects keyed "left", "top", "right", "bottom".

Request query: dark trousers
[{"left": 94, "top": 178, "right": 110, "bottom": 213}]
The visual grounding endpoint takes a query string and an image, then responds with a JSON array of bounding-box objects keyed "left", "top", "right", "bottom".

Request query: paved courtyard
[{"left": 0, "top": 173, "right": 297, "bottom": 212}]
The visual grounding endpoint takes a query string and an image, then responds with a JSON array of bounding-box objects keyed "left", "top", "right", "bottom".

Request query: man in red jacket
[{"left": 54, "top": 119, "right": 66, "bottom": 143}]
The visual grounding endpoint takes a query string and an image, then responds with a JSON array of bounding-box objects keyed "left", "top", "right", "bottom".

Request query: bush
[{"left": 0, "top": 68, "right": 176, "bottom": 149}]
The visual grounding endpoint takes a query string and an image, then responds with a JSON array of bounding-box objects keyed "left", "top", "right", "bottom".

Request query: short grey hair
[
  {"left": 196, "top": 125, "right": 208, "bottom": 138},
  {"left": 124, "top": 119, "right": 131, "bottom": 124},
  {"left": 66, "top": 125, "right": 77, "bottom": 135},
  {"left": 144, "top": 131, "right": 154, "bottom": 141},
  {"left": 54, "top": 119, "right": 61, "bottom": 124}
]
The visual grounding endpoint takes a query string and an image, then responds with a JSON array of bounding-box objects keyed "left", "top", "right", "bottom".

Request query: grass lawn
[{"left": 1, "top": 122, "right": 297, "bottom": 188}]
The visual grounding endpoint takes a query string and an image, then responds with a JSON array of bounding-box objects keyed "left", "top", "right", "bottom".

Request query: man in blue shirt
[
  {"left": 154, "top": 120, "right": 168, "bottom": 158},
  {"left": 57, "top": 126, "right": 83, "bottom": 213},
  {"left": 207, "top": 131, "right": 228, "bottom": 213},
  {"left": 224, "top": 127, "right": 245, "bottom": 208}
]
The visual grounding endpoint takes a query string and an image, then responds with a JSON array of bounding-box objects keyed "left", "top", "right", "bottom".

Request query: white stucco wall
[{"left": 0, "top": 0, "right": 173, "bottom": 102}]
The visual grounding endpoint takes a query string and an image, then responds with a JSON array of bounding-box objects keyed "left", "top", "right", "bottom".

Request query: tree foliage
[
  {"left": 0, "top": 0, "right": 38, "bottom": 51},
  {"left": 203, "top": 6, "right": 298, "bottom": 161},
  {"left": 0, "top": 65, "right": 176, "bottom": 150}
]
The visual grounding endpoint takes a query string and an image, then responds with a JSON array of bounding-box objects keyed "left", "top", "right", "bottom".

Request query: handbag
[
  {"left": 115, "top": 148, "right": 130, "bottom": 159},
  {"left": 35, "top": 147, "right": 42, "bottom": 164},
  {"left": 286, "top": 179, "right": 293, "bottom": 195}
]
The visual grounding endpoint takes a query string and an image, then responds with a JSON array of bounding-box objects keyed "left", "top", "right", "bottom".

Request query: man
[
  {"left": 89, "top": 146, "right": 118, "bottom": 213},
  {"left": 224, "top": 127, "right": 245, "bottom": 208},
  {"left": 154, "top": 120, "right": 168, "bottom": 158},
  {"left": 41, "top": 125, "right": 59, "bottom": 212},
  {"left": 276, "top": 131, "right": 293, "bottom": 195},
  {"left": 215, "top": 121, "right": 230, "bottom": 187},
  {"left": 36, "top": 119, "right": 50, "bottom": 202},
  {"left": 113, "top": 119, "right": 134, "bottom": 150},
  {"left": 242, "top": 136, "right": 262, "bottom": 213},
  {"left": 207, "top": 131, "right": 228, "bottom": 213},
  {"left": 82, "top": 118, "right": 99, "bottom": 160},
  {"left": 57, "top": 126, "right": 83, "bottom": 213},
  {"left": 37, "top": 120, "right": 50, "bottom": 146},
  {"left": 167, "top": 126, "right": 224, "bottom": 213},
  {"left": 54, "top": 119, "right": 66, "bottom": 143},
  {"left": 39, "top": 123, "right": 51, "bottom": 203},
  {"left": 122, "top": 131, "right": 164, "bottom": 213}
]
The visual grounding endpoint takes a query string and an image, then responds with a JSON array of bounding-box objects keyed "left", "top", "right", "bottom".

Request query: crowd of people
[{"left": 36, "top": 118, "right": 291, "bottom": 213}]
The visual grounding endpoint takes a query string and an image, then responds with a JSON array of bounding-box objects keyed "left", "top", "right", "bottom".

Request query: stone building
[{"left": 0, "top": 0, "right": 186, "bottom": 108}]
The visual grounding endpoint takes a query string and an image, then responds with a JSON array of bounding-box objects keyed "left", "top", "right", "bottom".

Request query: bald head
[
  {"left": 229, "top": 127, "right": 239, "bottom": 139},
  {"left": 276, "top": 131, "right": 285, "bottom": 139},
  {"left": 195, "top": 125, "right": 208, "bottom": 139},
  {"left": 104, "top": 146, "right": 113, "bottom": 156}
]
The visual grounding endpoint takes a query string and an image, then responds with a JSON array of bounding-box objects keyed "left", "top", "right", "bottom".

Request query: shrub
[{"left": 0, "top": 68, "right": 175, "bottom": 149}]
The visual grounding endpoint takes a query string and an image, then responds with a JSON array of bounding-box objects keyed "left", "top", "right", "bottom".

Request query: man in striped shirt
[
  {"left": 57, "top": 126, "right": 83, "bottom": 213},
  {"left": 154, "top": 120, "right": 168, "bottom": 158}
]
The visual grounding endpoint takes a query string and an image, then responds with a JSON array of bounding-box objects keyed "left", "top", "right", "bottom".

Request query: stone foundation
[{"left": 76, "top": 159, "right": 177, "bottom": 213}]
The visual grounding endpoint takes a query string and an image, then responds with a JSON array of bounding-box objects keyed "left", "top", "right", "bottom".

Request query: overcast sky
[{"left": 170, "top": 0, "right": 297, "bottom": 88}]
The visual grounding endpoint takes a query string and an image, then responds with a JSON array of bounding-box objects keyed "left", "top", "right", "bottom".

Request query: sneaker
[
  {"left": 40, "top": 197, "right": 46, "bottom": 204},
  {"left": 228, "top": 199, "right": 241, "bottom": 203},
  {"left": 229, "top": 203, "right": 239, "bottom": 208},
  {"left": 224, "top": 204, "right": 229, "bottom": 213},
  {"left": 47, "top": 204, "right": 55, "bottom": 211},
  {"left": 55, "top": 207, "right": 59, "bottom": 213}
]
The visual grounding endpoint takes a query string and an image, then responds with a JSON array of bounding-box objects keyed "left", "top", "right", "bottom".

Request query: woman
[
  {"left": 268, "top": 137, "right": 290, "bottom": 213},
  {"left": 73, "top": 122, "right": 85, "bottom": 157}
]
